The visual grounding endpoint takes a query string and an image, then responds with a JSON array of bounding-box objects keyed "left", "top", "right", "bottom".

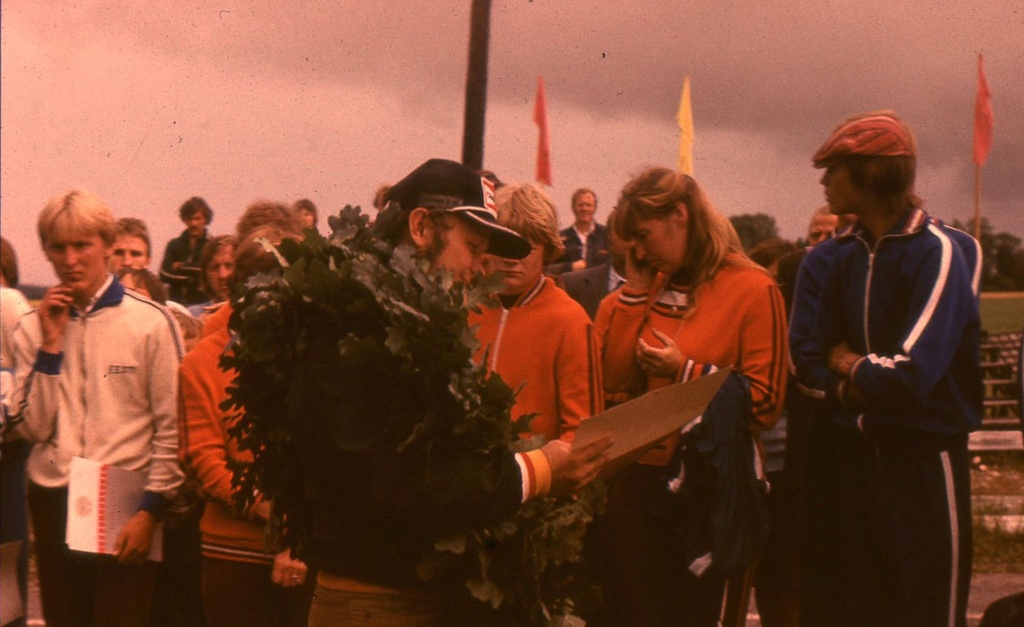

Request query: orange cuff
[{"left": 515, "top": 449, "right": 552, "bottom": 502}]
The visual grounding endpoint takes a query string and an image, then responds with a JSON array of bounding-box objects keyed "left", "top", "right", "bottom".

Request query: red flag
[
  {"left": 534, "top": 76, "right": 552, "bottom": 186},
  {"left": 973, "top": 53, "right": 994, "bottom": 166}
]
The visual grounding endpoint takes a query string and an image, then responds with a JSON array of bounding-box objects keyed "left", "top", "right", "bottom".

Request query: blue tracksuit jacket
[{"left": 791, "top": 208, "right": 982, "bottom": 436}]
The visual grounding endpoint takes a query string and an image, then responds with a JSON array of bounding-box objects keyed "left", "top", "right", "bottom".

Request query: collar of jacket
[
  {"left": 69, "top": 276, "right": 125, "bottom": 318},
  {"left": 507, "top": 275, "right": 547, "bottom": 309},
  {"left": 839, "top": 207, "right": 931, "bottom": 242},
  {"left": 178, "top": 228, "right": 210, "bottom": 242}
]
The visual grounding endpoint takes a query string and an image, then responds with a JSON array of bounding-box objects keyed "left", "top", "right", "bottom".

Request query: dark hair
[
  {"left": 118, "top": 267, "right": 168, "bottom": 303},
  {"left": 373, "top": 184, "right": 392, "bottom": 211},
  {"left": 748, "top": 238, "right": 799, "bottom": 272},
  {"left": 179, "top": 196, "right": 213, "bottom": 224},
  {"left": 292, "top": 198, "right": 318, "bottom": 226},
  {"left": 842, "top": 155, "right": 921, "bottom": 211},
  {"left": 0, "top": 236, "right": 19, "bottom": 287}
]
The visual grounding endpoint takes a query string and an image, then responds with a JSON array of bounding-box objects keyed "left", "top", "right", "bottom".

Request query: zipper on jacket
[
  {"left": 79, "top": 314, "right": 89, "bottom": 454},
  {"left": 489, "top": 308, "right": 510, "bottom": 371},
  {"left": 860, "top": 230, "right": 909, "bottom": 354},
  {"left": 850, "top": 214, "right": 929, "bottom": 384},
  {"left": 863, "top": 250, "right": 875, "bottom": 354},
  {"left": 855, "top": 236, "right": 875, "bottom": 355}
]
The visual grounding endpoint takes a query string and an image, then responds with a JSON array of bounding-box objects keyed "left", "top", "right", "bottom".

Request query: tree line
[{"left": 730, "top": 213, "right": 1024, "bottom": 292}]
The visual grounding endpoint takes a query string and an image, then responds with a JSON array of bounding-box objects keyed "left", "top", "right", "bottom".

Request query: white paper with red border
[{"left": 66, "top": 456, "right": 164, "bottom": 561}]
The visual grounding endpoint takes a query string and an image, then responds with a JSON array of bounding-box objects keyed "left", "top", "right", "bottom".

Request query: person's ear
[
  {"left": 407, "top": 207, "right": 434, "bottom": 252},
  {"left": 673, "top": 202, "right": 688, "bottom": 224}
]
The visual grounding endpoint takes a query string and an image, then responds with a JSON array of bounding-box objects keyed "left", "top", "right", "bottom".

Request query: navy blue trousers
[{"left": 799, "top": 419, "right": 972, "bottom": 627}]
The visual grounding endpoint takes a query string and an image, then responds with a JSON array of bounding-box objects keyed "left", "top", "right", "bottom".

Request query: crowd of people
[{"left": 0, "top": 110, "right": 984, "bottom": 627}]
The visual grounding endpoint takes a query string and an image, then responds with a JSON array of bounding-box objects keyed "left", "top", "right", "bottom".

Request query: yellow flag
[{"left": 677, "top": 76, "right": 694, "bottom": 175}]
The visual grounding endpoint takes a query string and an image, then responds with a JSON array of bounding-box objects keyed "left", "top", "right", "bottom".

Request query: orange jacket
[
  {"left": 597, "top": 255, "right": 788, "bottom": 465},
  {"left": 179, "top": 304, "right": 274, "bottom": 563},
  {"left": 469, "top": 276, "right": 603, "bottom": 443}
]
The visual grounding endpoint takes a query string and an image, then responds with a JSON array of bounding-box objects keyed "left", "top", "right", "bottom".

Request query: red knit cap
[{"left": 812, "top": 112, "right": 916, "bottom": 168}]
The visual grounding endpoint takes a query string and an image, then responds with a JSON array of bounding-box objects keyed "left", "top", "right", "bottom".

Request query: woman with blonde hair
[{"left": 593, "top": 168, "right": 788, "bottom": 626}]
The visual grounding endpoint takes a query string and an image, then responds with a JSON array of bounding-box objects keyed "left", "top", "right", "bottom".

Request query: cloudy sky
[{"left": 2, "top": 1, "right": 1021, "bottom": 287}]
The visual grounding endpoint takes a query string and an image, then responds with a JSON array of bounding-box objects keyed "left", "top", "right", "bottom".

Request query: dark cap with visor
[{"left": 387, "top": 159, "right": 531, "bottom": 259}]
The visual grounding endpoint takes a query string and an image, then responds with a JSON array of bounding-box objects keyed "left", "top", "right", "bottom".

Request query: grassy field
[{"left": 980, "top": 292, "right": 1024, "bottom": 335}]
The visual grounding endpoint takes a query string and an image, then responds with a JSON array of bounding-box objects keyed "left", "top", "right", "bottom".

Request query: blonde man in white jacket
[{"left": 8, "top": 189, "right": 185, "bottom": 627}]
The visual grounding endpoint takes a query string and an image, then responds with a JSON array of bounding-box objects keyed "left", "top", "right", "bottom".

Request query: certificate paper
[
  {"left": 66, "top": 457, "right": 164, "bottom": 561},
  {"left": 573, "top": 366, "right": 732, "bottom": 472}
]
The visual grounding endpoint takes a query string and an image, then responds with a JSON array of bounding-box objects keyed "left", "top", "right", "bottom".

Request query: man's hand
[
  {"left": 542, "top": 437, "right": 613, "bottom": 497},
  {"left": 571, "top": 259, "right": 586, "bottom": 272},
  {"left": 249, "top": 498, "right": 271, "bottom": 523},
  {"left": 828, "top": 341, "right": 862, "bottom": 377},
  {"left": 38, "top": 285, "right": 73, "bottom": 353},
  {"left": 270, "top": 549, "right": 308, "bottom": 588},
  {"left": 114, "top": 510, "right": 156, "bottom": 565},
  {"left": 636, "top": 328, "right": 682, "bottom": 378},
  {"left": 839, "top": 379, "right": 868, "bottom": 408}
]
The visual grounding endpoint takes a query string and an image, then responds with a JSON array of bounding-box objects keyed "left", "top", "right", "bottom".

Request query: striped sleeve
[
  {"left": 851, "top": 225, "right": 975, "bottom": 408},
  {"left": 600, "top": 287, "right": 651, "bottom": 396},
  {"left": 515, "top": 449, "right": 552, "bottom": 502},
  {"left": 740, "top": 281, "right": 789, "bottom": 430}
]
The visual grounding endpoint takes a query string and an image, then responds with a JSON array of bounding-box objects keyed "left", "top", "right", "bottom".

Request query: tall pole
[
  {"left": 973, "top": 164, "right": 982, "bottom": 242},
  {"left": 462, "top": 0, "right": 492, "bottom": 170}
]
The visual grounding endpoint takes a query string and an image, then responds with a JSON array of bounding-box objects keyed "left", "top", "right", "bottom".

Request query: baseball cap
[
  {"left": 388, "top": 159, "right": 531, "bottom": 259},
  {"left": 812, "top": 112, "right": 916, "bottom": 168}
]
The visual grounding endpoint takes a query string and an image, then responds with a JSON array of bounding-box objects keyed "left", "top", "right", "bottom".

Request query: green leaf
[
  {"left": 467, "top": 577, "right": 504, "bottom": 609},
  {"left": 434, "top": 533, "right": 469, "bottom": 555}
]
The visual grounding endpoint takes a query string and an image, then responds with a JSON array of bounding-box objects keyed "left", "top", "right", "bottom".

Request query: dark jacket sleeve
[
  {"left": 546, "top": 227, "right": 583, "bottom": 275},
  {"left": 789, "top": 241, "right": 840, "bottom": 400},
  {"left": 585, "top": 224, "right": 611, "bottom": 268},
  {"left": 159, "top": 234, "right": 194, "bottom": 288}
]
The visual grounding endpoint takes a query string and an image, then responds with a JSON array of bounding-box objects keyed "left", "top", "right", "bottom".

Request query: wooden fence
[{"left": 970, "top": 331, "right": 1023, "bottom": 451}]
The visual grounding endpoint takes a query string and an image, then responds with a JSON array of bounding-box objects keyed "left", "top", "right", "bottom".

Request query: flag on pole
[
  {"left": 973, "top": 53, "right": 994, "bottom": 166},
  {"left": 677, "top": 76, "right": 694, "bottom": 175},
  {"left": 534, "top": 76, "right": 552, "bottom": 186}
]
